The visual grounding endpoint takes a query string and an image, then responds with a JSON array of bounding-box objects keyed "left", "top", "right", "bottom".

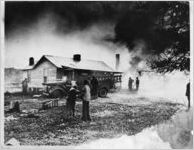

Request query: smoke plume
[
  {"left": 5, "top": 1, "right": 190, "bottom": 104},
  {"left": 5, "top": 9, "right": 124, "bottom": 69},
  {"left": 5, "top": 1, "right": 189, "bottom": 68}
]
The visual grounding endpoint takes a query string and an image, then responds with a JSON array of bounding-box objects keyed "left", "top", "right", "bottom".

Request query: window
[
  {"left": 43, "top": 69, "right": 48, "bottom": 83},
  {"left": 43, "top": 76, "right": 47, "bottom": 83}
]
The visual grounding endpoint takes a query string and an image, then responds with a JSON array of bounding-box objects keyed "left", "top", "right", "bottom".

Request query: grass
[{"left": 4, "top": 99, "right": 181, "bottom": 146}]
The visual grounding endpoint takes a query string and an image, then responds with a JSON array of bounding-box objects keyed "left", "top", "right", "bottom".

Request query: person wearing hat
[{"left": 66, "top": 85, "right": 79, "bottom": 118}]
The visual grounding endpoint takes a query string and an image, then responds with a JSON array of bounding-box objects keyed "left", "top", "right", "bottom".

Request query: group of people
[
  {"left": 66, "top": 76, "right": 99, "bottom": 122},
  {"left": 128, "top": 77, "right": 140, "bottom": 91},
  {"left": 65, "top": 75, "right": 191, "bottom": 121},
  {"left": 128, "top": 77, "right": 191, "bottom": 109}
]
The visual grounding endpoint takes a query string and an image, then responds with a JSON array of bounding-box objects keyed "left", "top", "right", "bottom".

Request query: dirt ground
[{"left": 4, "top": 90, "right": 184, "bottom": 146}]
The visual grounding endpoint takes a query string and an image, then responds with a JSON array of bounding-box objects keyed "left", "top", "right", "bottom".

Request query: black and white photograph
[{"left": 1, "top": 1, "right": 193, "bottom": 149}]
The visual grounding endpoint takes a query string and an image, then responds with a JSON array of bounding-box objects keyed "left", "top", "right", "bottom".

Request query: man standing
[
  {"left": 136, "top": 77, "right": 140, "bottom": 91},
  {"left": 128, "top": 77, "right": 134, "bottom": 91},
  {"left": 22, "top": 78, "right": 28, "bottom": 94},
  {"left": 91, "top": 76, "right": 99, "bottom": 99},
  {"left": 66, "top": 85, "right": 79, "bottom": 118},
  {"left": 186, "top": 82, "right": 190, "bottom": 109},
  {"left": 81, "top": 80, "right": 91, "bottom": 121}
]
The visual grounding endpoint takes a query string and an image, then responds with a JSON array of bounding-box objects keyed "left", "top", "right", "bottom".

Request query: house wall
[
  {"left": 56, "top": 68, "right": 63, "bottom": 79},
  {"left": 28, "top": 60, "right": 57, "bottom": 88},
  {"left": 57, "top": 68, "right": 73, "bottom": 81},
  {"left": 56, "top": 69, "right": 92, "bottom": 85}
]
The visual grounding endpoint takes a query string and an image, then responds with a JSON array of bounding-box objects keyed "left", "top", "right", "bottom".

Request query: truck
[{"left": 42, "top": 72, "right": 122, "bottom": 98}]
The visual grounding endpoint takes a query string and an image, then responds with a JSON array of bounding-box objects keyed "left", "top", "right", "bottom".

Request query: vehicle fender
[
  {"left": 50, "top": 86, "right": 66, "bottom": 94},
  {"left": 98, "top": 86, "right": 109, "bottom": 91}
]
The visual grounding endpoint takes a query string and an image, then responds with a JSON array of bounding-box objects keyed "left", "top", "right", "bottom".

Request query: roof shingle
[{"left": 33, "top": 55, "right": 119, "bottom": 72}]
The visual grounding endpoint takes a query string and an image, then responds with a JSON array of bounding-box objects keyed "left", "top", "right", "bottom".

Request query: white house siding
[{"left": 28, "top": 60, "right": 57, "bottom": 88}]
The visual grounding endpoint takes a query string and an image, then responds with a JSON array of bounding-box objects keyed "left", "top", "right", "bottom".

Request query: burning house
[{"left": 23, "top": 54, "right": 122, "bottom": 95}]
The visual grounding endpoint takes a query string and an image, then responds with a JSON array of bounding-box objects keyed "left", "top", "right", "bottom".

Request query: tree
[{"left": 114, "top": 1, "right": 190, "bottom": 73}]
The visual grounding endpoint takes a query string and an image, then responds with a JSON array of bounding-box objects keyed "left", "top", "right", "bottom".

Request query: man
[
  {"left": 90, "top": 76, "right": 99, "bottom": 99},
  {"left": 66, "top": 85, "right": 79, "bottom": 117},
  {"left": 128, "top": 77, "right": 134, "bottom": 91},
  {"left": 22, "top": 78, "right": 28, "bottom": 94},
  {"left": 186, "top": 82, "right": 190, "bottom": 109},
  {"left": 136, "top": 77, "right": 140, "bottom": 91},
  {"left": 81, "top": 80, "right": 91, "bottom": 121}
]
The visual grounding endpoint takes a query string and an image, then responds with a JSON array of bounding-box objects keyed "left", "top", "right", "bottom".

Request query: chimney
[
  {"left": 115, "top": 54, "right": 120, "bottom": 70},
  {"left": 29, "top": 57, "right": 34, "bottom": 66},
  {"left": 73, "top": 54, "right": 81, "bottom": 62}
]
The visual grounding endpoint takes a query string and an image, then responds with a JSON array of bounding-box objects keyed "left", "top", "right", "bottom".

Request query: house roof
[{"left": 32, "top": 55, "right": 121, "bottom": 73}]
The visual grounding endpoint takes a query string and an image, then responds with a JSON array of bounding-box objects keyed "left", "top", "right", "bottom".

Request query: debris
[
  {"left": 8, "top": 101, "right": 20, "bottom": 113},
  {"left": 42, "top": 92, "right": 49, "bottom": 96},
  {"left": 6, "top": 138, "right": 20, "bottom": 146},
  {"left": 29, "top": 109, "right": 39, "bottom": 114},
  {"left": 33, "top": 95, "right": 42, "bottom": 98},
  {"left": 9, "top": 101, "right": 14, "bottom": 109},
  {"left": 26, "top": 113, "right": 39, "bottom": 119},
  {"left": 5, "top": 115, "right": 18, "bottom": 121},
  {"left": 21, "top": 110, "right": 28, "bottom": 113},
  {"left": 20, "top": 113, "right": 28, "bottom": 117},
  {"left": 21, "top": 109, "right": 39, "bottom": 114},
  {"left": 4, "top": 97, "right": 181, "bottom": 145},
  {"left": 41, "top": 99, "right": 59, "bottom": 110}
]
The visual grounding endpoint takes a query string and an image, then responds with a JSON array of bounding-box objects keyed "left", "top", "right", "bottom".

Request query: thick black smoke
[
  {"left": 5, "top": 1, "right": 189, "bottom": 67},
  {"left": 5, "top": 1, "right": 134, "bottom": 37}
]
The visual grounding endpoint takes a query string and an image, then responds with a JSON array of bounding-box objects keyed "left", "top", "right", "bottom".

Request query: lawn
[{"left": 4, "top": 98, "right": 182, "bottom": 146}]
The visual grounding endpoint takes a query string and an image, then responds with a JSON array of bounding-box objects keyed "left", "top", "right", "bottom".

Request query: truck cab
[{"left": 43, "top": 71, "right": 122, "bottom": 98}]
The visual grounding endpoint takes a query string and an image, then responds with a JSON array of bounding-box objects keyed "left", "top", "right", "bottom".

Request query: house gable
[
  {"left": 33, "top": 55, "right": 58, "bottom": 70},
  {"left": 28, "top": 58, "right": 57, "bottom": 87}
]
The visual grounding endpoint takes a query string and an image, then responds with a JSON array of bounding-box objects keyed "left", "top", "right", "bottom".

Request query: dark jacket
[
  {"left": 67, "top": 88, "right": 79, "bottom": 103},
  {"left": 91, "top": 77, "right": 99, "bottom": 90}
]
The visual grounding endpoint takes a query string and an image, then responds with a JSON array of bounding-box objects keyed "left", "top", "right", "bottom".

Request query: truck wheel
[
  {"left": 99, "top": 88, "right": 108, "bottom": 98},
  {"left": 51, "top": 90, "right": 64, "bottom": 98}
]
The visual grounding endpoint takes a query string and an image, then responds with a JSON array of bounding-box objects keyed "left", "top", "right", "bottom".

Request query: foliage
[{"left": 114, "top": 2, "right": 190, "bottom": 73}]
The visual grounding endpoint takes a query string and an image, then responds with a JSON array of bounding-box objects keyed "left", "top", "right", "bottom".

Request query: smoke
[
  {"left": 118, "top": 39, "right": 190, "bottom": 105},
  {"left": 5, "top": 1, "right": 135, "bottom": 38},
  {"left": 5, "top": 2, "right": 190, "bottom": 105},
  {"left": 5, "top": 11, "right": 122, "bottom": 69},
  {"left": 5, "top": 1, "right": 189, "bottom": 68},
  {"left": 121, "top": 70, "right": 190, "bottom": 106},
  {"left": 139, "top": 71, "right": 190, "bottom": 103}
]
